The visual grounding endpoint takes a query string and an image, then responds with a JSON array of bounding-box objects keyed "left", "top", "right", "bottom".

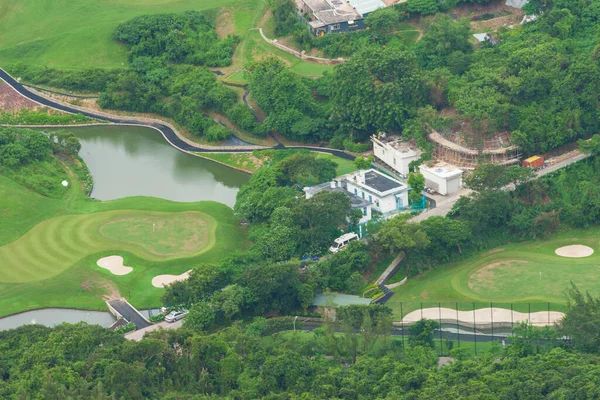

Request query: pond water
[
  {"left": 0, "top": 308, "right": 162, "bottom": 331},
  {"left": 0, "top": 309, "right": 116, "bottom": 331},
  {"left": 48, "top": 125, "right": 249, "bottom": 207}
]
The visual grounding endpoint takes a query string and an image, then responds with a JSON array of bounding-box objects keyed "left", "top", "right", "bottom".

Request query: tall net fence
[{"left": 389, "top": 302, "right": 566, "bottom": 355}]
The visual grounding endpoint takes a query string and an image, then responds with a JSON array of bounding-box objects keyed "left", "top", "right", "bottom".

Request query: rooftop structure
[
  {"left": 371, "top": 135, "right": 420, "bottom": 177},
  {"left": 303, "top": 182, "right": 371, "bottom": 209},
  {"left": 349, "top": 0, "right": 386, "bottom": 14},
  {"left": 301, "top": 0, "right": 385, "bottom": 34},
  {"left": 419, "top": 161, "right": 463, "bottom": 195}
]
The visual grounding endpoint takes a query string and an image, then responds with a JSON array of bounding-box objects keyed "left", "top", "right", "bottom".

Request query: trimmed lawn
[
  {"left": 0, "top": 162, "right": 249, "bottom": 317},
  {"left": 0, "top": 0, "right": 261, "bottom": 69},
  {"left": 386, "top": 229, "right": 600, "bottom": 319},
  {"left": 199, "top": 150, "right": 358, "bottom": 174}
]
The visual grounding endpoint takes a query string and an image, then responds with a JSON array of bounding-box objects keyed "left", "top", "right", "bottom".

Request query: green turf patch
[
  {"left": 386, "top": 231, "right": 600, "bottom": 318},
  {"left": 98, "top": 211, "right": 216, "bottom": 257}
]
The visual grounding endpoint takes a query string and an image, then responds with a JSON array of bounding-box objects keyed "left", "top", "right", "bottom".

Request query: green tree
[
  {"left": 364, "top": 7, "right": 401, "bottom": 33},
  {"left": 408, "top": 318, "right": 440, "bottom": 348},
  {"left": 407, "top": 172, "right": 425, "bottom": 204},
  {"left": 185, "top": 301, "right": 216, "bottom": 332},
  {"left": 414, "top": 16, "right": 472, "bottom": 72},
  {"left": 561, "top": 284, "right": 600, "bottom": 353},
  {"left": 354, "top": 156, "right": 373, "bottom": 170},
  {"left": 375, "top": 215, "right": 430, "bottom": 257},
  {"left": 293, "top": 191, "right": 352, "bottom": 253},
  {"left": 270, "top": 0, "right": 299, "bottom": 37},
  {"left": 330, "top": 47, "right": 427, "bottom": 135}
]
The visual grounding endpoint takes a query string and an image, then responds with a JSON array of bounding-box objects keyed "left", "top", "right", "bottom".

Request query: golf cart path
[
  {"left": 0, "top": 68, "right": 355, "bottom": 160},
  {"left": 125, "top": 319, "right": 183, "bottom": 341}
]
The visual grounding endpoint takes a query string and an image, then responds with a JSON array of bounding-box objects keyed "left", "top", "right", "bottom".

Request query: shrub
[
  {"left": 343, "top": 138, "right": 370, "bottom": 153},
  {"left": 205, "top": 124, "right": 232, "bottom": 142},
  {"left": 114, "top": 322, "right": 136, "bottom": 334}
]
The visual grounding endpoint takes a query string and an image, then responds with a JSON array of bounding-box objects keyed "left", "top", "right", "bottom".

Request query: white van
[{"left": 329, "top": 233, "right": 359, "bottom": 253}]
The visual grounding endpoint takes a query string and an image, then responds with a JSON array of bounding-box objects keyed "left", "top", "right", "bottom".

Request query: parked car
[
  {"left": 329, "top": 233, "right": 359, "bottom": 253},
  {"left": 165, "top": 310, "right": 188, "bottom": 323}
]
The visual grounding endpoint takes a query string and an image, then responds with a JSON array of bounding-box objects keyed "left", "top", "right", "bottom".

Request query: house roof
[
  {"left": 364, "top": 171, "right": 400, "bottom": 192},
  {"left": 303, "top": 0, "right": 334, "bottom": 12},
  {"left": 349, "top": 0, "right": 386, "bottom": 15},
  {"left": 312, "top": 293, "right": 372, "bottom": 307},
  {"left": 420, "top": 162, "right": 463, "bottom": 179},
  {"left": 304, "top": 183, "right": 372, "bottom": 208},
  {"left": 304, "top": 0, "right": 363, "bottom": 26}
]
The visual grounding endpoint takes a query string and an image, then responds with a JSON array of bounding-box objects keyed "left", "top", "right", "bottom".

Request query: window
[
  {"left": 362, "top": 192, "right": 365, "bottom": 199},
  {"left": 369, "top": 195, "right": 372, "bottom": 202},
  {"left": 330, "top": 23, "right": 340, "bottom": 30},
  {"left": 354, "top": 188, "right": 358, "bottom": 195},
  {"left": 363, "top": 207, "right": 367, "bottom": 216}
]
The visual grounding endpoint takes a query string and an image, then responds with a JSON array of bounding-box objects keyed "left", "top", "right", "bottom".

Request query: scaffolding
[{"left": 429, "top": 130, "right": 521, "bottom": 169}]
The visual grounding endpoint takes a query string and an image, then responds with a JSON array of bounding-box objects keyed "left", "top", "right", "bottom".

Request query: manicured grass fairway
[
  {"left": 0, "top": 210, "right": 216, "bottom": 283},
  {"left": 387, "top": 231, "right": 600, "bottom": 319},
  {"left": 0, "top": 169, "right": 249, "bottom": 317},
  {"left": 0, "top": 0, "right": 261, "bottom": 69}
]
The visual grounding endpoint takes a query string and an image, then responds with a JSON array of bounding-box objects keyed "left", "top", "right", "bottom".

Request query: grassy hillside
[{"left": 0, "top": 0, "right": 260, "bottom": 69}]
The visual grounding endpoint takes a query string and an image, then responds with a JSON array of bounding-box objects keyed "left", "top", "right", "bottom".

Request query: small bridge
[{"left": 106, "top": 298, "right": 151, "bottom": 330}]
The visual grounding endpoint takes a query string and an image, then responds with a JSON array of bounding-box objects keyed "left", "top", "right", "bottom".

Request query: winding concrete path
[{"left": 0, "top": 68, "right": 355, "bottom": 161}]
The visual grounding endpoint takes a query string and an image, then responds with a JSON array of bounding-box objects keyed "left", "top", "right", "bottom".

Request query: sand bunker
[
  {"left": 97, "top": 256, "right": 133, "bottom": 275},
  {"left": 555, "top": 245, "right": 594, "bottom": 258},
  {"left": 400, "top": 307, "right": 564, "bottom": 327},
  {"left": 152, "top": 270, "right": 192, "bottom": 288}
]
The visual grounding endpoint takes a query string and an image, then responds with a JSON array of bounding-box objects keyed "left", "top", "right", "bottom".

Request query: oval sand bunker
[
  {"left": 97, "top": 256, "right": 133, "bottom": 275},
  {"left": 555, "top": 245, "right": 594, "bottom": 258},
  {"left": 152, "top": 270, "right": 192, "bottom": 288}
]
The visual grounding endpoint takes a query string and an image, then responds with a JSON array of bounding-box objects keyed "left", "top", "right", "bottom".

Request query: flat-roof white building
[
  {"left": 345, "top": 169, "right": 409, "bottom": 215},
  {"left": 371, "top": 135, "right": 420, "bottom": 177},
  {"left": 419, "top": 162, "right": 463, "bottom": 195},
  {"left": 303, "top": 168, "right": 409, "bottom": 222}
]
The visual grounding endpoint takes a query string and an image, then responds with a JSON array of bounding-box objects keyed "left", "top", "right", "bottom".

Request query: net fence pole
[
  {"left": 511, "top": 303, "right": 514, "bottom": 331},
  {"left": 438, "top": 302, "right": 443, "bottom": 356},
  {"left": 473, "top": 302, "right": 477, "bottom": 355},
  {"left": 401, "top": 302, "right": 404, "bottom": 349},
  {"left": 490, "top": 302, "right": 494, "bottom": 343},
  {"left": 456, "top": 302, "right": 460, "bottom": 349}
]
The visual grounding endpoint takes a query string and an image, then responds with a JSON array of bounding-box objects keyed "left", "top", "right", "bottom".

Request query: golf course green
[
  {"left": 0, "top": 154, "right": 249, "bottom": 317},
  {"left": 386, "top": 231, "right": 600, "bottom": 318},
  {"left": 0, "top": 210, "right": 217, "bottom": 283}
]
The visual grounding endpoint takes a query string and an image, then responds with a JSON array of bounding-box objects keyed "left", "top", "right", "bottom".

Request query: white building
[
  {"left": 303, "top": 169, "right": 410, "bottom": 222},
  {"left": 419, "top": 162, "right": 463, "bottom": 195},
  {"left": 345, "top": 169, "right": 409, "bottom": 214},
  {"left": 371, "top": 135, "right": 420, "bottom": 177}
]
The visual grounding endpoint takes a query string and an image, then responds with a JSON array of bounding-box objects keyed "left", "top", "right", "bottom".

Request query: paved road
[
  {"left": 411, "top": 152, "right": 590, "bottom": 222},
  {"left": 107, "top": 299, "right": 151, "bottom": 330},
  {"left": 125, "top": 319, "right": 183, "bottom": 341},
  {"left": 0, "top": 68, "right": 354, "bottom": 160}
]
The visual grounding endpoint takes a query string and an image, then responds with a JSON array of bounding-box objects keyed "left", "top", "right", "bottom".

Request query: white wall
[
  {"left": 372, "top": 140, "right": 418, "bottom": 176},
  {"left": 420, "top": 169, "right": 462, "bottom": 195},
  {"left": 446, "top": 176, "right": 462, "bottom": 195},
  {"left": 357, "top": 206, "right": 372, "bottom": 224}
]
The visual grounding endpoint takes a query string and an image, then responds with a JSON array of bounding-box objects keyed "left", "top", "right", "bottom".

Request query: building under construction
[{"left": 428, "top": 129, "right": 521, "bottom": 170}]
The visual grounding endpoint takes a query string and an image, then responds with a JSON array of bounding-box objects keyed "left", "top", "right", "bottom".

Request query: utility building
[
  {"left": 371, "top": 135, "right": 420, "bottom": 177},
  {"left": 419, "top": 162, "right": 463, "bottom": 195}
]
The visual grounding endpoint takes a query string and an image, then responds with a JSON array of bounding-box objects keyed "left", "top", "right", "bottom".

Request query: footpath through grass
[
  {"left": 0, "top": 162, "right": 249, "bottom": 317},
  {"left": 387, "top": 229, "right": 600, "bottom": 319}
]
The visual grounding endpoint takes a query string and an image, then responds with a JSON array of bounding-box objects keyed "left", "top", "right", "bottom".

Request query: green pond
[{"left": 50, "top": 125, "right": 249, "bottom": 207}]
